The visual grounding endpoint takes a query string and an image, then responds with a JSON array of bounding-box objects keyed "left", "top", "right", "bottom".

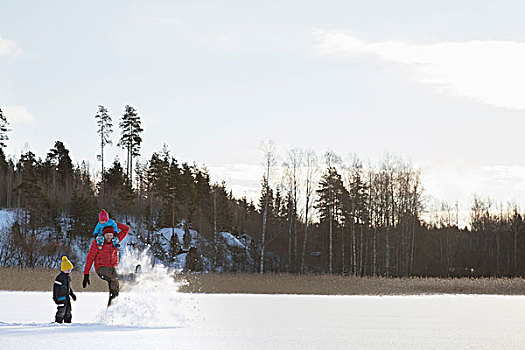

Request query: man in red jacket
[{"left": 83, "top": 221, "right": 130, "bottom": 306}]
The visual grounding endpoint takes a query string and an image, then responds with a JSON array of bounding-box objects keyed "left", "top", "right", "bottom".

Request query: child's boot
[
  {"left": 96, "top": 234, "right": 104, "bottom": 249},
  {"left": 112, "top": 237, "right": 120, "bottom": 250}
]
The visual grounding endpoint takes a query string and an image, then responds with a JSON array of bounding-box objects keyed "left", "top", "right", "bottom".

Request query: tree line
[{"left": 0, "top": 106, "right": 525, "bottom": 276}]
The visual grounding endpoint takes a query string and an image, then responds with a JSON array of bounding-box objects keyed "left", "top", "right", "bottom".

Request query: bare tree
[
  {"left": 301, "top": 150, "right": 318, "bottom": 274},
  {"left": 366, "top": 165, "right": 377, "bottom": 276},
  {"left": 260, "top": 141, "right": 277, "bottom": 274},
  {"left": 510, "top": 205, "right": 523, "bottom": 275},
  {"left": 380, "top": 154, "right": 398, "bottom": 276},
  {"left": 283, "top": 148, "right": 303, "bottom": 272},
  {"left": 346, "top": 154, "right": 364, "bottom": 276}
]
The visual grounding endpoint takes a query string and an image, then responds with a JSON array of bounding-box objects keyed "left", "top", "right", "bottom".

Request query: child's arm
[
  {"left": 93, "top": 222, "right": 102, "bottom": 236},
  {"left": 111, "top": 220, "right": 119, "bottom": 233},
  {"left": 53, "top": 275, "right": 63, "bottom": 304}
]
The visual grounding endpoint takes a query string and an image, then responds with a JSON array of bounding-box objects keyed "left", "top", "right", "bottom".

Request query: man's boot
[{"left": 108, "top": 291, "right": 118, "bottom": 307}]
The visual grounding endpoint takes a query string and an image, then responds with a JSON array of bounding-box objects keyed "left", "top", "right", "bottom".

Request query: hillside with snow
[{"left": 0, "top": 209, "right": 255, "bottom": 273}]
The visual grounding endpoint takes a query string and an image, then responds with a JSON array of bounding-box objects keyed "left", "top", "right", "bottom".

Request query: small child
[
  {"left": 93, "top": 209, "right": 120, "bottom": 249},
  {"left": 53, "top": 256, "right": 77, "bottom": 324}
]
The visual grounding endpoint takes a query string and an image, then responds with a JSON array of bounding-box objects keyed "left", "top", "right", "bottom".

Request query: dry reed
[{"left": 3, "top": 268, "right": 525, "bottom": 295}]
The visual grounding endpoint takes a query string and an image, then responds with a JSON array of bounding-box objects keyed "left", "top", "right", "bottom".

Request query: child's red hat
[{"left": 99, "top": 209, "right": 109, "bottom": 222}]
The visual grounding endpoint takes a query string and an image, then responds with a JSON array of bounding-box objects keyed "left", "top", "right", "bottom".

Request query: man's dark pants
[{"left": 97, "top": 266, "right": 119, "bottom": 306}]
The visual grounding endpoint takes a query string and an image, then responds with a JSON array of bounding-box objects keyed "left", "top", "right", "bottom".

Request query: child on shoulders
[{"left": 93, "top": 209, "right": 120, "bottom": 249}]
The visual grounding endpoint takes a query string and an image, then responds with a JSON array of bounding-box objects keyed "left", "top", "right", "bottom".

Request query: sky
[{"left": 2, "top": 0, "right": 525, "bottom": 218}]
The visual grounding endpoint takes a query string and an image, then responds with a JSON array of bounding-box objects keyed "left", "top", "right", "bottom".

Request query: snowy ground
[
  {"left": 2, "top": 291, "right": 525, "bottom": 350},
  {"left": 2, "top": 249, "right": 525, "bottom": 349}
]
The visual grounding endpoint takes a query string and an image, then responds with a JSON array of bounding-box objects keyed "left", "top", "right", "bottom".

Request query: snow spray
[{"left": 99, "top": 247, "right": 196, "bottom": 327}]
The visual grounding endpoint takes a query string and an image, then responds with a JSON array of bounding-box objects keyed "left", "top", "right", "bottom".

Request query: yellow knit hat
[{"left": 61, "top": 256, "right": 73, "bottom": 271}]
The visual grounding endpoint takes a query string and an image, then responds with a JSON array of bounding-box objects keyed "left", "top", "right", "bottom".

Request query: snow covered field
[
  {"left": 2, "top": 248, "right": 525, "bottom": 349},
  {"left": 2, "top": 291, "right": 525, "bottom": 350}
]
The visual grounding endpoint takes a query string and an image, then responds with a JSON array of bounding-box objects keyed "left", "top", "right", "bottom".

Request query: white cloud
[
  {"left": 0, "top": 35, "right": 21, "bottom": 56},
  {"left": 207, "top": 163, "right": 261, "bottom": 201},
  {"left": 2, "top": 106, "right": 34, "bottom": 124},
  {"left": 312, "top": 29, "right": 525, "bottom": 109},
  {"left": 481, "top": 165, "right": 525, "bottom": 183},
  {"left": 420, "top": 159, "right": 525, "bottom": 209}
]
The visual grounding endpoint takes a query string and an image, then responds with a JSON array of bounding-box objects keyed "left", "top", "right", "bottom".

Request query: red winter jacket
[{"left": 83, "top": 222, "right": 130, "bottom": 274}]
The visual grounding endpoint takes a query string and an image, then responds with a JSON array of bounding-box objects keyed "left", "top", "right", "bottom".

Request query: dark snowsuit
[{"left": 53, "top": 271, "right": 76, "bottom": 323}]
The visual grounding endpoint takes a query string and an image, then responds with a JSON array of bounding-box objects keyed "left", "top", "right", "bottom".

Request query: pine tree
[
  {"left": 95, "top": 105, "right": 113, "bottom": 197},
  {"left": 147, "top": 148, "right": 180, "bottom": 229},
  {"left": 168, "top": 229, "right": 182, "bottom": 265},
  {"left": 0, "top": 147, "right": 11, "bottom": 207},
  {"left": 102, "top": 158, "right": 135, "bottom": 215},
  {"left": 193, "top": 166, "right": 213, "bottom": 237},
  {"left": 68, "top": 160, "right": 97, "bottom": 241},
  {"left": 68, "top": 189, "right": 98, "bottom": 240},
  {"left": 213, "top": 182, "right": 234, "bottom": 233},
  {"left": 185, "top": 246, "right": 202, "bottom": 272},
  {"left": 0, "top": 110, "right": 11, "bottom": 204},
  {"left": 116, "top": 179, "right": 135, "bottom": 218},
  {"left": 16, "top": 151, "right": 50, "bottom": 233},
  {"left": 179, "top": 163, "right": 198, "bottom": 223},
  {"left": 117, "top": 105, "right": 143, "bottom": 184},
  {"left": 0, "top": 108, "right": 10, "bottom": 149},
  {"left": 0, "top": 148, "right": 7, "bottom": 172},
  {"left": 316, "top": 163, "right": 347, "bottom": 274},
  {"left": 183, "top": 220, "right": 192, "bottom": 249},
  {"left": 101, "top": 159, "right": 125, "bottom": 196},
  {"left": 211, "top": 182, "right": 234, "bottom": 268},
  {"left": 346, "top": 157, "right": 369, "bottom": 275},
  {"left": 0, "top": 108, "right": 11, "bottom": 178},
  {"left": 47, "top": 141, "right": 74, "bottom": 192}
]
